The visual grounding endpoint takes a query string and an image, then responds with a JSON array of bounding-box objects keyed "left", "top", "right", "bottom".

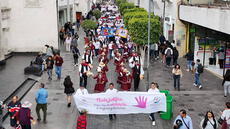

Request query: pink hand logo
[{"left": 134, "top": 96, "right": 147, "bottom": 108}]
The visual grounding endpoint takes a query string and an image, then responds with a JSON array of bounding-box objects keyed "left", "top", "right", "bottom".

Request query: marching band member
[
  {"left": 93, "top": 67, "right": 108, "bottom": 92},
  {"left": 120, "top": 69, "right": 132, "bottom": 91},
  {"left": 82, "top": 50, "right": 93, "bottom": 65},
  {"left": 79, "top": 60, "right": 92, "bottom": 88}
]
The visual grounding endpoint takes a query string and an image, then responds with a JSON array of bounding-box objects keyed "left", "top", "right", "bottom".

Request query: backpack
[
  {"left": 197, "top": 64, "right": 204, "bottom": 73},
  {"left": 173, "top": 49, "right": 179, "bottom": 58},
  {"left": 166, "top": 49, "right": 172, "bottom": 57}
]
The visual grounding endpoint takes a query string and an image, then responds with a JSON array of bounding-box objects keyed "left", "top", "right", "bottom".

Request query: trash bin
[
  {"left": 160, "top": 95, "right": 173, "bottom": 120},
  {"left": 160, "top": 90, "right": 170, "bottom": 96}
]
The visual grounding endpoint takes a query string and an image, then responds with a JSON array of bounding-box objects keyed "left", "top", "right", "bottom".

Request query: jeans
[
  {"left": 194, "top": 73, "right": 201, "bottom": 86},
  {"left": 166, "top": 57, "right": 171, "bottom": 66},
  {"left": 187, "top": 60, "right": 193, "bottom": 70},
  {"left": 36, "top": 103, "right": 47, "bottom": 121},
  {"left": 47, "top": 69, "right": 52, "bottom": 79},
  {"left": 149, "top": 113, "right": 155, "bottom": 121},
  {"left": 80, "top": 74, "right": 88, "bottom": 88},
  {"left": 95, "top": 49, "right": 99, "bottom": 56},
  {"left": 173, "top": 75, "right": 180, "bottom": 90},
  {"left": 73, "top": 54, "right": 79, "bottom": 64},
  {"left": 55, "top": 66, "right": 62, "bottom": 79},
  {"left": 173, "top": 58, "right": 178, "bottom": 65},
  {"left": 224, "top": 81, "right": 230, "bottom": 96}
]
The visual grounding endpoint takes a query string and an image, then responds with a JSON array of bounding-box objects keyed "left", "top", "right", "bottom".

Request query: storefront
[{"left": 188, "top": 24, "right": 230, "bottom": 77}]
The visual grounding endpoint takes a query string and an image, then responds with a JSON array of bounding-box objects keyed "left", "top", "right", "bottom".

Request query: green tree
[
  {"left": 119, "top": 2, "right": 135, "bottom": 14},
  {"left": 81, "top": 20, "right": 97, "bottom": 31},
  {"left": 115, "top": 0, "right": 126, "bottom": 7},
  {"left": 122, "top": 8, "right": 146, "bottom": 15},
  {"left": 92, "top": 10, "right": 102, "bottom": 20}
]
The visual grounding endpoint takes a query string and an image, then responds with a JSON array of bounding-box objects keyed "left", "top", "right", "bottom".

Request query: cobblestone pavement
[{"left": 2, "top": 27, "right": 228, "bottom": 129}]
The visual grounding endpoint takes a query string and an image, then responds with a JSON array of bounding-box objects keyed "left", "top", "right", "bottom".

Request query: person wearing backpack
[
  {"left": 173, "top": 47, "right": 179, "bottom": 66},
  {"left": 165, "top": 46, "right": 173, "bottom": 67},
  {"left": 193, "top": 59, "right": 203, "bottom": 89}
]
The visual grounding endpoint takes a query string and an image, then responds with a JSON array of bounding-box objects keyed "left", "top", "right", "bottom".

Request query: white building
[
  {"left": 58, "top": 0, "right": 93, "bottom": 26},
  {"left": 0, "top": 0, "right": 58, "bottom": 61}
]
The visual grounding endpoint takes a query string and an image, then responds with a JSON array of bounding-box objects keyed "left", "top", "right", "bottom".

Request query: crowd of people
[{"left": 0, "top": 1, "right": 229, "bottom": 129}]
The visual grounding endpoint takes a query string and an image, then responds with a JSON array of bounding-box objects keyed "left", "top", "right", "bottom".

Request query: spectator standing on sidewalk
[
  {"left": 45, "top": 56, "right": 54, "bottom": 80},
  {"left": 54, "top": 53, "right": 64, "bottom": 80},
  {"left": 172, "top": 64, "right": 183, "bottom": 91},
  {"left": 173, "top": 109, "right": 193, "bottom": 129},
  {"left": 65, "top": 34, "right": 72, "bottom": 52},
  {"left": 165, "top": 46, "right": 173, "bottom": 67},
  {"left": 0, "top": 101, "right": 5, "bottom": 129},
  {"left": 200, "top": 111, "right": 218, "bottom": 129},
  {"left": 76, "top": 110, "right": 87, "bottom": 129},
  {"left": 7, "top": 96, "right": 21, "bottom": 128},
  {"left": 220, "top": 102, "right": 230, "bottom": 129},
  {"left": 222, "top": 69, "right": 230, "bottom": 97},
  {"left": 148, "top": 82, "right": 160, "bottom": 126},
  {"left": 45, "top": 45, "right": 53, "bottom": 57},
  {"left": 71, "top": 45, "right": 80, "bottom": 66},
  {"left": 63, "top": 76, "right": 75, "bottom": 108},
  {"left": 105, "top": 83, "right": 118, "bottom": 120},
  {"left": 193, "top": 59, "right": 203, "bottom": 89},
  {"left": 16, "top": 101, "right": 34, "bottom": 129},
  {"left": 185, "top": 50, "right": 194, "bottom": 72},
  {"left": 35, "top": 83, "right": 48, "bottom": 123}
]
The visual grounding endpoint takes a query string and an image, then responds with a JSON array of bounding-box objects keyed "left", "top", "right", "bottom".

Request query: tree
[
  {"left": 119, "top": 2, "right": 135, "bottom": 14},
  {"left": 122, "top": 8, "right": 146, "bottom": 15},
  {"left": 115, "top": 0, "right": 126, "bottom": 7},
  {"left": 92, "top": 10, "right": 102, "bottom": 20},
  {"left": 81, "top": 20, "right": 97, "bottom": 31}
]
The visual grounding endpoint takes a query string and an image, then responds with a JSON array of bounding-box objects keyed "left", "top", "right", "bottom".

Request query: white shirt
[
  {"left": 221, "top": 109, "right": 230, "bottom": 124},
  {"left": 65, "top": 37, "right": 72, "bottom": 44},
  {"left": 148, "top": 88, "right": 160, "bottom": 94},
  {"left": 105, "top": 88, "right": 118, "bottom": 94},
  {"left": 108, "top": 43, "right": 113, "bottom": 50},
  {"left": 94, "top": 41, "right": 101, "bottom": 49},
  {"left": 76, "top": 88, "right": 88, "bottom": 95}
]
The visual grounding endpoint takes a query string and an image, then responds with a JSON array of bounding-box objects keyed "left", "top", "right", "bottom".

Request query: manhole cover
[
  {"left": 188, "top": 108, "right": 195, "bottom": 111},
  {"left": 184, "top": 94, "right": 190, "bottom": 96},
  {"left": 53, "top": 98, "right": 59, "bottom": 101},
  {"left": 198, "top": 113, "right": 204, "bottom": 117}
]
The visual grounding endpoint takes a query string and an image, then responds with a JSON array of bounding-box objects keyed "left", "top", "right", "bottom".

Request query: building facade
[{"left": 0, "top": 0, "right": 58, "bottom": 61}]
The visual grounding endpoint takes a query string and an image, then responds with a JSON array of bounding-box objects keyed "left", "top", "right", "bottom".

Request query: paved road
[{"left": 2, "top": 26, "right": 228, "bottom": 129}]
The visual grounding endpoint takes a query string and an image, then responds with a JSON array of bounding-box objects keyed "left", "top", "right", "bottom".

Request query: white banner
[{"left": 74, "top": 92, "right": 166, "bottom": 114}]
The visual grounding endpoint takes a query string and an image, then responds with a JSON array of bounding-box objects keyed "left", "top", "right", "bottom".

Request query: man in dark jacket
[
  {"left": 185, "top": 50, "right": 194, "bottom": 71},
  {"left": 45, "top": 56, "right": 54, "bottom": 80}
]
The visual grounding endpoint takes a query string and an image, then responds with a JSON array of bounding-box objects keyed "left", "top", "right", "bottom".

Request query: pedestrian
[
  {"left": 148, "top": 82, "right": 160, "bottom": 126},
  {"left": 185, "top": 50, "right": 194, "bottom": 72},
  {"left": 200, "top": 111, "right": 218, "bottom": 129},
  {"left": 105, "top": 83, "right": 118, "bottom": 120},
  {"left": 65, "top": 34, "right": 72, "bottom": 52},
  {"left": 7, "top": 96, "right": 21, "bottom": 128},
  {"left": 59, "top": 27, "right": 65, "bottom": 45},
  {"left": 76, "top": 86, "right": 89, "bottom": 95},
  {"left": 63, "top": 76, "right": 75, "bottom": 107},
  {"left": 71, "top": 34, "right": 78, "bottom": 48},
  {"left": 173, "top": 109, "right": 193, "bottom": 129},
  {"left": 218, "top": 49, "right": 225, "bottom": 69},
  {"left": 54, "top": 53, "right": 64, "bottom": 80},
  {"left": 45, "top": 45, "right": 53, "bottom": 57},
  {"left": 130, "top": 60, "right": 144, "bottom": 91},
  {"left": 16, "top": 101, "right": 34, "bottom": 129},
  {"left": 0, "top": 101, "right": 5, "bottom": 129},
  {"left": 172, "top": 64, "right": 183, "bottom": 91},
  {"left": 79, "top": 60, "right": 90, "bottom": 88},
  {"left": 173, "top": 47, "right": 179, "bottom": 66},
  {"left": 76, "top": 110, "right": 87, "bottom": 129},
  {"left": 153, "top": 43, "right": 159, "bottom": 60},
  {"left": 45, "top": 56, "right": 54, "bottom": 80},
  {"left": 150, "top": 43, "right": 155, "bottom": 60},
  {"left": 93, "top": 39, "right": 101, "bottom": 57},
  {"left": 165, "top": 46, "right": 173, "bottom": 67},
  {"left": 219, "top": 102, "right": 230, "bottom": 129},
  {"left": 193, "top": 59, "right": 203, "bottom": 89},
  {"left": 34, "top": 53, "right": 44, "bottom": 71},
  {"left": 35, "top": 83, "right": 48, "bottom": 123},
  {"left": 76, "top": 18, "right": 80, "bottom": 31},
  {"left": 222, "top": 69, "right": 230, "bottom": 97},
  {"left": 71, "top": 45, "right": 80, "bottom": 66},
  {"left": 93, "top": 67, "right": 108, "bottom": 93}
]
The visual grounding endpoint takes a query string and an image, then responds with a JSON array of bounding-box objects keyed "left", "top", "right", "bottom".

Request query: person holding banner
[
  {"left": 105, "top": 83, "right": 118, "bottom": 120},
  {"left": 148, "top": 82, "right": 160, "bottom": 126},
  {"left": 76, "top": 86, "right": 88, "bottom": 95}
]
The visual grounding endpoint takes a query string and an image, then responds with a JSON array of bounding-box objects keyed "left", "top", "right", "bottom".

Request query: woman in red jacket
[{"left": 76, "top": 110, "right": 87, "bottom": 129}]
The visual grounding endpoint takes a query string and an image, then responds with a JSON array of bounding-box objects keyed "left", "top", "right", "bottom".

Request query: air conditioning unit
[{"left": 164, "top": 16, "right": 172, "bottom": 25}]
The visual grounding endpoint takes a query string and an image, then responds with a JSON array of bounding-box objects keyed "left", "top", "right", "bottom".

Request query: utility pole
[
  {"left": 67, "top": 0, "right": 70, "bottom": 22},
  {"left": 146, "top": 0, "right": 151, "bottom": 91},
  {"left": 163, "top": 0, "right": 166, "bottom": 37}
]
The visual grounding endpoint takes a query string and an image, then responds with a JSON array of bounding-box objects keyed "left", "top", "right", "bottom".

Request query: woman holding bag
[
  {"left": 200, "top": 111, "right": 218, "bottom": 129},
  {"left": 63, "top": 76, "right": 75, "bottom": 108}
]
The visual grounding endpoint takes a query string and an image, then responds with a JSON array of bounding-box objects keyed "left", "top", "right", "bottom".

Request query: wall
[
  {"left": 180, "top": 5, "right": 230, "bottom": 35},
  {"left": 182, "top": 0, "right": 214, "bottom": 4},
  {"left": 7, "top": 0, "right": 58, "bottom": 52}
]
